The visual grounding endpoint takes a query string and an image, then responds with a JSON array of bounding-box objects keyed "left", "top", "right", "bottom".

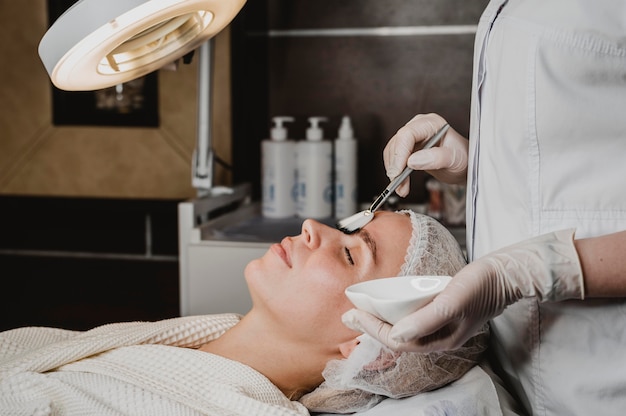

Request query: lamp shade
[{"left": 39, "top": 0, "right": 246, "bottom": 91}]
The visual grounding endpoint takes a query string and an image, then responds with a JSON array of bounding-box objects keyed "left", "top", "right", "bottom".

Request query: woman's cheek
[{"left": 304, "top": 278, "right": 347, "bottom": 315}]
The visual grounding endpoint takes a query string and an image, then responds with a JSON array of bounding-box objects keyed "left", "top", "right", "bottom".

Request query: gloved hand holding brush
[{"left": 383, "top": 113, "right": 469, "bottom": 195}]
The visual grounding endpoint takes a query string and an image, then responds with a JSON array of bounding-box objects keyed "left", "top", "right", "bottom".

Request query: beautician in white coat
[{"left": 343, "top": 0, "right": 626, "bottom": 415}]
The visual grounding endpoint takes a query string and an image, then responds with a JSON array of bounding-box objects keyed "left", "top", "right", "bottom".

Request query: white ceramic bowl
[{"left": 345, "top": 275, "right": 452, "bottom": 324}]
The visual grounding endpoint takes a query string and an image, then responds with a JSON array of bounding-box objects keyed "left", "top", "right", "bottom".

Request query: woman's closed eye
[{"left": 344, "top": 247, "right": 355, "bottom": 266}]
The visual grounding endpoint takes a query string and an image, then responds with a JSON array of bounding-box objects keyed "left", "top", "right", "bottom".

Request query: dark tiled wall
[
  {"left": 267, "top": 0, "right": 486, "bottom": 28},
  {"left": 0, "top": 196, "right": 180, "bottom": 331},
  {"left": 232, "top": 0, "right": 488, "bottom": 204},
  {"left": 0, "top": 197, "right": 179, "bottom": 255}
]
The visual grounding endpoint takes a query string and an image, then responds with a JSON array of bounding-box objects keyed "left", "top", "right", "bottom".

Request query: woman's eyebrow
[{"left": 358, "top": 229, "right": 377, "bottom": 263}]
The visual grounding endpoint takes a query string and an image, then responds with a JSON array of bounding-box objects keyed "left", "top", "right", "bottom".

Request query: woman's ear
[
  {"left": 338, "top": 338, "right": 360, "bottom": 358},
  {"left": 363, "top": 349, "right": 402, "bottom": 371}
]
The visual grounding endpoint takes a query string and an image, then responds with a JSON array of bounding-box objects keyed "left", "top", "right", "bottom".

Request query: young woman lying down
[{"left": 0, "top": 210, "right": 488, "bottom": 415}]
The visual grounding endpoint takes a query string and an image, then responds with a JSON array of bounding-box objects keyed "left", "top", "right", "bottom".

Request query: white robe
[
  {"left": 468, "top": 0, "right": 626, "bottom": 414},
  {"left": 0, "top": 314, "right": 309, "bottom": 416}
]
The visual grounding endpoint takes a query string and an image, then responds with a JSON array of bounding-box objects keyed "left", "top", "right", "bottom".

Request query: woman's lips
[{"left": 271, "top": 238, "right": 292, "bottom": 267}]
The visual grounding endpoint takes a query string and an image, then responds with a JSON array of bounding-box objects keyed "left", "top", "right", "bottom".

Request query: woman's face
[{"left": 245, "top": 211, "right": 412, "bottom": 347}]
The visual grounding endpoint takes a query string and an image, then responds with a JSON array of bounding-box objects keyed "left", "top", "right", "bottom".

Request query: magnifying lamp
[
  {"left": 39, "top": 0, "right": 246, "bottom": 91},
  {"left": 38, "top": 0, "right": 246, "bottom": 192}
]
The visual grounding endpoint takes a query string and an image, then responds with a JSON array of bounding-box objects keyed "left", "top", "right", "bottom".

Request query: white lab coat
[{"left": 467, "top": 0, "right": 626, "bottom": 415}]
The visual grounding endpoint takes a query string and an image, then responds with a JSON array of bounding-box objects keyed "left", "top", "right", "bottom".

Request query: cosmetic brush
[{"left": 336, "top": 123, "right": 450, "bottom": 234}]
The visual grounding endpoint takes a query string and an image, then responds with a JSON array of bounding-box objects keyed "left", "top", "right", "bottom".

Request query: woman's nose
[{"left": 301, "top": 219, "right": 324, "bottom": 248}]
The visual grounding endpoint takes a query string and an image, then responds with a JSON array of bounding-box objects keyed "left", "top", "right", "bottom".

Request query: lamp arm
[{"left": 192, "top": 39, "right": 214, "bottom": 194}]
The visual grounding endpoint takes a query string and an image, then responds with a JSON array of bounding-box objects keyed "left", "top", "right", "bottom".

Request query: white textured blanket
[{"left": 0, "top": 314, "right": 309, "bottom": 416}]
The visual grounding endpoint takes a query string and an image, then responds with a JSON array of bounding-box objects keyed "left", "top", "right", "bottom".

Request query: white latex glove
[
  {"left": 343, "top": 229, "right": 585, "bottom": 352},
  {"left": 383, "top": 113, "right": 469, "bottom": 196}
]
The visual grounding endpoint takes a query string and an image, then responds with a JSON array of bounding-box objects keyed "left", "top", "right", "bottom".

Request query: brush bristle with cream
[{"left": 336, "top": 210, "right": 375, "bottom": 234}]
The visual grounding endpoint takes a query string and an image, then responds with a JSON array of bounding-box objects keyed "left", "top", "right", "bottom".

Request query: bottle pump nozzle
[
  {"left": 271, "top": 116, "right": 294, "bottom": 141},
  {"left": 338, "top": 115, "right": 354, "bottom": 140},
  {"left": 306, "top": 117, "right": 328, "bottom": 141}
]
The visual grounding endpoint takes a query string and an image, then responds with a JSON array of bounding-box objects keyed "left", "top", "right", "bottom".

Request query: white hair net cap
[
  {"left": 299, "top": 210, "right": 488, "bottom": 414},
  {"left": 397, "top": 209, "right": 467, "bottom": 277}
]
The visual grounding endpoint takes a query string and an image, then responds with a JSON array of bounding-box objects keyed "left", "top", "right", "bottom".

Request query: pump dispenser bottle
[
  {"left": 334, "top": 115, "right": 358, "bottom": 218},
  {"left": 296, "top": 117, "right": 333, "bottom": 219},
  {"left": 262, "top": 116, "right": 296, "bottom": 218}
]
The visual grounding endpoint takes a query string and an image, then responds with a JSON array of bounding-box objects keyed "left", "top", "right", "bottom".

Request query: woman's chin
[{"left": 243, "top": 261, "right": 257, "bottom": 285}]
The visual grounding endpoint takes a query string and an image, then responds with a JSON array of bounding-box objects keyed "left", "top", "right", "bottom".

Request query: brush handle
[
  {"left": 368, "top": 167, "right": 413, "bottom": 212},
  {"left": 368, "top": 123, "right": 450, "bottom": 213},
  {"left": 386, "top": 166, "right": 414, "bottom": 196}
]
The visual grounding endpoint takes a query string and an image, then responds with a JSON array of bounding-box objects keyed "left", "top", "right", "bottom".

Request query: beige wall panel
[
  {"left": 211, "top": 28, "right": 233, "bottom": 186},
  {"left": 0, "top": 1, "right": 232, "bottom": 200},
  {"left": 2, "top": 128, "right": 194, "bottom": 198},
  {"left": 159, "top": 60, "right": 198, "bottom": 157},
  {"left": 0, "top": 1, "right": 51, "bottom": 183}
]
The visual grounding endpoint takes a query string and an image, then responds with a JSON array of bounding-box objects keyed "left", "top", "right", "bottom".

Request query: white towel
[{"left": 0, "top": 314, "right": 309, "bottom": 416}]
